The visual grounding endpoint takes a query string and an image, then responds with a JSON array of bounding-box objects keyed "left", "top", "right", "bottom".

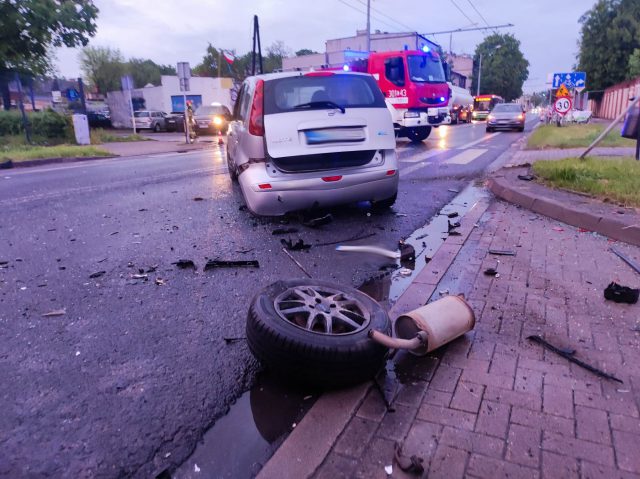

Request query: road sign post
[
  {"left": 554, "top": 97, "right": 572, "bottom": 124},
  {"left": 177, "top": 62, "right": 192, "bottom": 143},
  {"left": 121, "top": 75, "right": 136, "bottom": 134}
]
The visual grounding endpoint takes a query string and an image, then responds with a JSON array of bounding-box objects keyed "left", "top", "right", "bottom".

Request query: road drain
[{"left": 171, "top": 371, "right": 317, "bottom": 478}]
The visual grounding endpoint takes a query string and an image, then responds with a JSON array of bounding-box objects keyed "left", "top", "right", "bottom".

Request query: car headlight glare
[{"left": 213, "top": 116, "right": 223, "bottom": 125}]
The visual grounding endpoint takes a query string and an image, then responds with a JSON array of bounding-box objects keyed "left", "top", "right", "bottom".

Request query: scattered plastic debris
[
  {"left": 489, "top": 249, "right": 516, "bottom": 256},
  {"left": 384, "top": 465, "right": 393, "bottom": 475},
  {"left": 302, "top": 213, "right": 333, "bottom": 228},
  {"left": 155, "top": 278, "right": 166, "bottom": 286},
  {"left": 552, "top": 227, "right": 564, "bottom": 232},
  {"left": 281, "top": 238, "right": 312, "bottom": 251},
  {"left": 447, "top": 212, "right": 459, "bottom": 218},
  {"left": 447, "top": 188, "right": 459, "bottom": 193},
  {"left": 399, "top": 242, "right": 415, "bottom": 262},
  {"left": 193, "top": 197, "right": 204, "bottom": 201},
  {"left": 109, "top": 231, "right": 119, "bottom": 236},
  {"left": 484, "top": 268, "right": 498, "bottom": 276},
  {"left": 42, "top": 309, "right": 66, "bottom": 317},
  {"left": 204, "top": 259, "right": 260, "bottom": 270},
  {"left": 398, "top": 268, "right": 412, "bottom": 277},
  {"left": 527, "top": 335, "right": 623, "bottom": 383},
  {"left": 238, "top": 205, "right": 248, "bottom": 211},
  {"left": 89, "top": 271, "right": 106, "bottom": 279},
  {"left": 223, "top": 337, "right": 245, "bottom": 343},
  {"left": 173, "top": 259, "right": 197, "bottom": 269},
  {"left": 604, "top": 282, "right": 639, "bottom": 304},
  {"left": 194, "top": 464, "right": 201, "bottom": 473},
  {"left": 517, "top": 174, "right": 535, "bottom": 181},
  {"left": 394, "top": 442, "right": 425, "bottom": 474},
  {"left": 336, "top": 245, "right": 401, "bottom": 259},
  {"left": 395, "top": 213, "right": 408, "bottom": 217},
  {"left": 272, "top": 228, "right": 299, "bottom": 235},
  {"left": 131, "top": 273, "right": 148, "bottom": 280},
  {"left": 138, "top": 208, "right": 148, "bottom": 212},
  {"left": 448, "top": 230, "right": 462, "bottom": 236}
]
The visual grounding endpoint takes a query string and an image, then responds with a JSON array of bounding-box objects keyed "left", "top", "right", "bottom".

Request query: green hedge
[{"left": 0, "top": 109, "right": 71, "bottom": 139}]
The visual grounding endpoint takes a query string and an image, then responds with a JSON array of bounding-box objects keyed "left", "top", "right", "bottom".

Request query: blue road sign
[
  {"left": 552, "top": 72, "right": 586, "bottom": 89},
  {"left": 66, "top": 88, "right": 79, "bottom": 101}
]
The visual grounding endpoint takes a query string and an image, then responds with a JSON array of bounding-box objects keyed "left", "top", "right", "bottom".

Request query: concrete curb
[
  {"left": 488, "top": 169, "right": 640, "bottom": 247},
  {"left": 257, "top": 191, "right": 492, "bottom": 479}
]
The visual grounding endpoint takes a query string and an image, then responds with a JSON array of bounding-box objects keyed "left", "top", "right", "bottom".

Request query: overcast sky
[{"left": 54, "top": 0, "right": 594, "bottom": 93}]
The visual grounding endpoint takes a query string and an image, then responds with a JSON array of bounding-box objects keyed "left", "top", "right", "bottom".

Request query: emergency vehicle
[{"left": 340, "top": 46, "right": 451, "bottom": 142}]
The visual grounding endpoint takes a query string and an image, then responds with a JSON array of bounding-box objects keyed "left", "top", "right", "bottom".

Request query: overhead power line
[
  {"left": 336, "top": 0, "right": 405, "bottom": 33},
  {"left": 422, "top": 24, "right": 514, "bottom": 36},
  {"left": 352, "top": 0, "right": 415, "bottom": 32},
  {"left": 449, "top": 0, "right": 480, "bottom": 31},
  {"left": 466, "top": 0, "right": 496, "bottom": 33}
]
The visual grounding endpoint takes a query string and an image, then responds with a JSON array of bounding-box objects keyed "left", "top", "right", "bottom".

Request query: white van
[{"left": 226, "top": 71, "right": 398, "bottom": 216}]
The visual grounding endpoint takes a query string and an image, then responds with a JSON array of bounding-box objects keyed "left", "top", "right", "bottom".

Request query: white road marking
[
  {"left": 445, "top": 148, "right": 487, "bottom": 165},
  {"left": 400, "top": 149, "right": 445, "bottom": 163},
  {"left": 458, "top": 132, "right": 501, "bottom": 149}
]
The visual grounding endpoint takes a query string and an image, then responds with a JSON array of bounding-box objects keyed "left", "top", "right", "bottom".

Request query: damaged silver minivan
[{"left": 226, "top": 70, "right": 398, "bottom": 216}]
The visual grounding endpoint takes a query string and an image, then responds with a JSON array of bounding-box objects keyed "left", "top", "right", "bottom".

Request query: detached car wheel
[{"left": 246, "top": 279, "right": 390, "bottom": 389}]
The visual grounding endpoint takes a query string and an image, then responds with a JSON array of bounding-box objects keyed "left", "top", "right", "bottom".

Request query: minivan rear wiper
[{"left": 293, "top": 101, "right": 345, "bottom": 114}]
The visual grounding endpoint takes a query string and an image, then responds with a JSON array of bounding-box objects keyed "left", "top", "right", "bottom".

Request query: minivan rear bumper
[{"left": 239, "top": 164, "right": 399, "bottom": 216}]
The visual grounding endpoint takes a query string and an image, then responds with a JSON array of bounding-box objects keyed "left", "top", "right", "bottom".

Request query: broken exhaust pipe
[{"left": 369, "top": 295, "right": 476, "bottom": 356}]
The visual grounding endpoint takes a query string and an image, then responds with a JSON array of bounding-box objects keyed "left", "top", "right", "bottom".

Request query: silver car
[
  {"left": 133, "top": 111, "right": 167, "bottom": 132},
  {"left": 486, "top": 103, "right": 526, "bottom": 132},
  {"left": 226, "top": 71, "right": 398, "bottom": 216}
]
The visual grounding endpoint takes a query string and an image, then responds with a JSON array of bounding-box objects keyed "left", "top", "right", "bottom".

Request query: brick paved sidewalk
[{"left": 312, "top": 200, "right": 640, "bottom": 479}]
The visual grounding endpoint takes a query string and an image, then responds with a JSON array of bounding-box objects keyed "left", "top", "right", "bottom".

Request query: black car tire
[
  {"left": 486, "top": 127, "right": 493, "bottom": 133},
  {"left": 372, "top": 192, "right": 397, "bottom": 210},
  {"left": 246, "top": 279, "right": 391, "bottom": 389},
  {"left": 407, "top": 126, "right": 432, "bottom": 143},
  {"left": 226, "top": 149, "right": 238, "bottom": 182},
  {"left": 518, "top": 126, "right": 525, "bottom": 132},
  {"left": 154, "top": 123, "right": 161, "bottom": 133}
]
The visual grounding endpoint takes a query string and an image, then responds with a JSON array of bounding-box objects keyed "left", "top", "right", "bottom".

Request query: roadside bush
[{"left": 0, "top": 109, "right": 71, "bottom": 140}]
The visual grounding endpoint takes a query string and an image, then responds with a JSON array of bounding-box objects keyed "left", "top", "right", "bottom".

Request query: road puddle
[{"left": 171, "top": 371, "right": 317, "bottom": 478}]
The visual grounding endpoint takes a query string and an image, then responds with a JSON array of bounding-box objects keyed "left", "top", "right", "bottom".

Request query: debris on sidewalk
[
  {"left": 611, "top": 247, "right": 640, "bottom": 275},
  {"left": 394, "top": 442, "right": 425, "bottom": 475},
  {"left": 173, "top": 259, "right": 197, "bottom": 270},
  {"left": 398, "top": 268, "right": 412, "bottom": 277},
  {"left": 484, "top": 267, "right": 499, "bottom": 276},
  {"left": 42, "top": 309, "right": 66, "bottom": 317},
  {"left": 272, "top": 228, "right": 299, "bottom": 235},
  {"left": 447, "top": 212, "right": 459, "bottom": 218},
  {"left": 281, "top": 248, "right": 313, "bottom": 278},
  {"left": 204, "top": 259, "right": 260, "bottom": 270},
  {"left": 336, "top": 245, "right": 401, "bottom": 259},
  {"left": 604, "top": 282, "right": 639, "bottom": 304},
  {"left": 517, "top": 173, "right": 535, "bottom": 181},
  {"left": 527, "top": 335, "right": 623, "bottom": 383},
  {"left": 193, "top": 197, "right": 204, "bottom": 201},
  {"left": 448, "top": 220, "right": 461, "bottom": 232},
  {"left": 489, "top": 249, "right": 516, "bottom": 256},
  {"left": 281, "top": 238, "right": 312, "bottom": 251},
  {"left": 89, "top": 271, "right": 106, "bottom": 279},
  {"left": 302, "top": 213, "right": 333, "bottom": 228}
]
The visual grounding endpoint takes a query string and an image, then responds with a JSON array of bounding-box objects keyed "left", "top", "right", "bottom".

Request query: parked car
[
  {"left": 133, "top": 111, "right": 167, "bottom": 132},
  {"left": 226, "top": 70, "right": 398, "bottom": 216},
  {"left": 164, "top": 112, "right": 185, "bottom": 132},
  {"left": 486, "top": 103, "right": 526, "bottom": 132},
  {"left": 194, "top": 104, "right": 232, "bottom": 134},
  {"left": 87, "top": 111, "right": 111, "bottom": 129}
]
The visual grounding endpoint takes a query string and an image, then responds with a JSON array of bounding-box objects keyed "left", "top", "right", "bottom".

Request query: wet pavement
[{"left": 0, "top": 119, "right": 538, "bottom": 477}]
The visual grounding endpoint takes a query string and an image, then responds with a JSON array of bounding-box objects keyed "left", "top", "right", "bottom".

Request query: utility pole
[
  {"left": 476, "top": 54, "right": 482, "bottom": 96},
  {"left": 366, "top": 0, "right": 371, "bottom": 52}
]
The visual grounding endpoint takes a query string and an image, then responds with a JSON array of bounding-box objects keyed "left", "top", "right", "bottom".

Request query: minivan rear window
[{"left": 264, "top": 74, "right": 385, "bottom": 114}]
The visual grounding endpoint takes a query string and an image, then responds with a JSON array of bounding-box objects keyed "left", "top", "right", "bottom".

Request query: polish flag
[{"left": 223, "top": 51, "right": 235, "bottom": 65}]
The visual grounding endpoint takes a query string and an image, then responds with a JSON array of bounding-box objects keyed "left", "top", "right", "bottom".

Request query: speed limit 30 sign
[{"left": 554, "top": 97, "right": 572, "bottom": 116}]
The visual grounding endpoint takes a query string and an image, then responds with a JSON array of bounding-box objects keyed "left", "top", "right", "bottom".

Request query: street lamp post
[{"left": 476, "top": 44, "right": 502, "bottom": 96}]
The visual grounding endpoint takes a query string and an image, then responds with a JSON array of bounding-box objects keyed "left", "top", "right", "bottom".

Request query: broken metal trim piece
[
  {"left": 488, "top": 249, "right": 516, "bottom": 256},
  {"left": 281, "top": 248, "right": 313, "bottom": 278},
  {"left": 335, "top": 245, "right": 401, "bottom": 259},
  {"left": 527, "top": 335, "right": 623, "bottom": 383},
  {"left": 610, "top": 247, "right": 640, "bottom": 275}
]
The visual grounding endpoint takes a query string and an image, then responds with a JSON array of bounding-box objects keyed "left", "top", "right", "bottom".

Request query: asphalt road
[{"left": 0, "top": 118, "right": 538, "bottom": 477}]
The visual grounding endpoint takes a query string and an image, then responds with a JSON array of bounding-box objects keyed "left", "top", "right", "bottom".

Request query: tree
[
  {"left": 127, "top": 58, "right": 176, "bottom": 88},
  {"left": 577, "top": 0, "right": 640, "bottom": 92},
  {"left": 295, "top": 49, "right": 318, "bottom": 57},
  {"left": 0, "top": 0, "right": 98, "bottom": 109},
  {"left": 79, "top": 46, "right": 126, "bottom": 94},
  {"left": 470, "top": 33, "right": 529, "bottom": 101},
  {"left": 264, "top": 41, "right": 291, "bottom": 73},
  {"left": 628, "top": 49, "right": 640, "bottom": 79}
]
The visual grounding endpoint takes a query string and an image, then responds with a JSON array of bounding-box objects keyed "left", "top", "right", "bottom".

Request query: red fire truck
[{"left": 341, "top": 47, "right": 451, "bottom": 142}]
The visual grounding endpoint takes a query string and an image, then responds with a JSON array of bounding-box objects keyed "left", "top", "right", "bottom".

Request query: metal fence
[{"left": 588, "top": 77, "right": 640, "bottom": 120}]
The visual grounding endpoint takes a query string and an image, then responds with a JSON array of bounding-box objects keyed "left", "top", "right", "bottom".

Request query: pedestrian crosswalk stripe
[{"left": 445, "top": 148, "right": 487, "bottom": 165}]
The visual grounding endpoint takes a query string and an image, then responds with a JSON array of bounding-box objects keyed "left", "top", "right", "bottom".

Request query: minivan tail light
[
  {"left": 386, "top": 170, "right": 396, "bottom": 176},
  {"left": 322, "top": 176, "right": 342, "bottom": 182},
  {"left": 258, "top": 183, "right": 272, "bottom": 190},
  {"left": 249, "top": 79, "right": 264, "bottom": 136}
]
